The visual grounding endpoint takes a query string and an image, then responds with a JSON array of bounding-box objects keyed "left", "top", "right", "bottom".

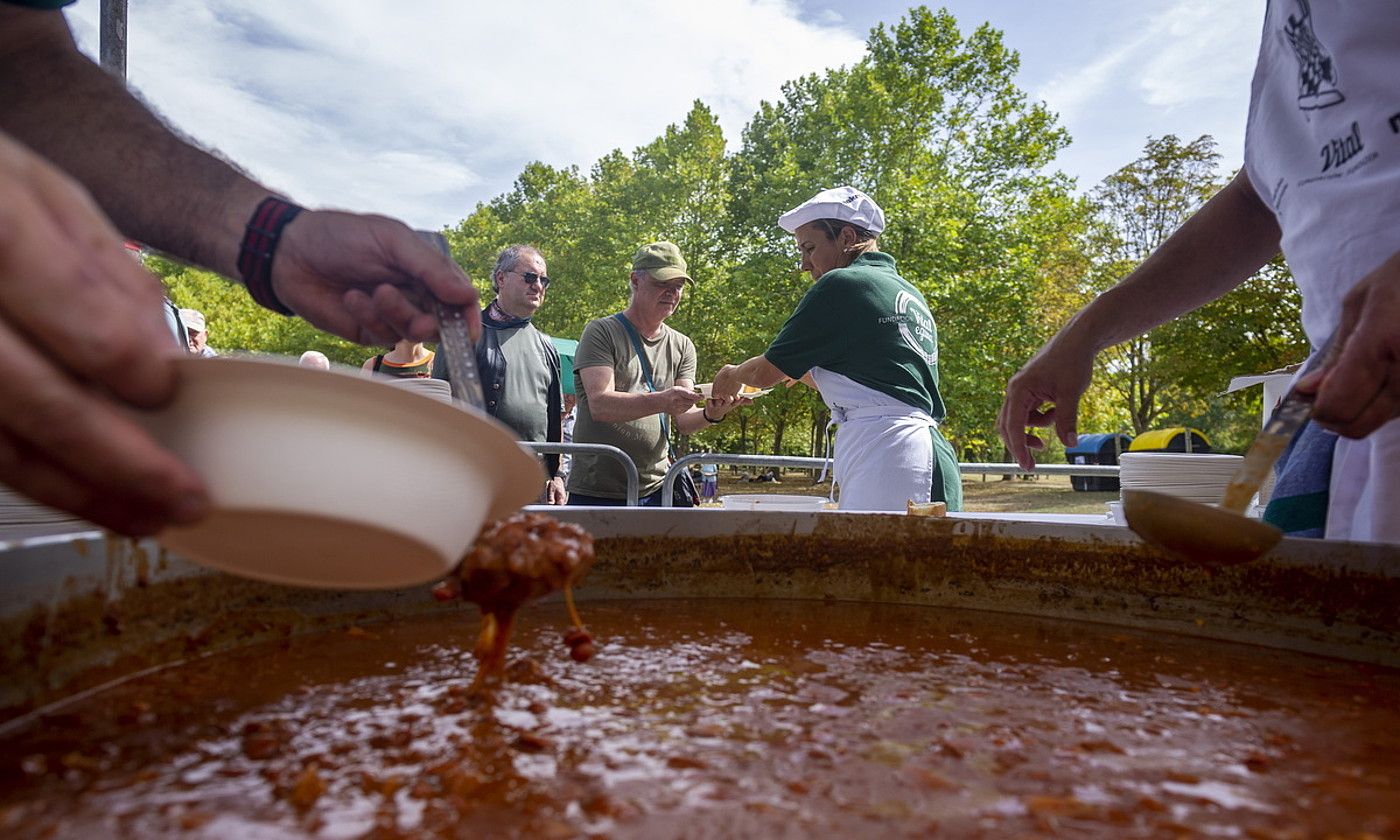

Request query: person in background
[
  {"left": 712, "top": 187, "right": 961, "bottom": 513},
  {"left": 557, "top": 391, "right": 578, "bottom": 489},
  {"left": 0, "top": 4, "right": 479, "bottom": 536},
  {"left": 135, "top": 240, "right": 188, "bottom": 353},
  {"left": 568, "top": 242, "right": 747, "bottom": 506},
  {"left": 433, "top": 244, "right": 566, "bottom": 504},
  {"left": 298, "top": 350, "right": 331, "bottom": 370},
  {"left": 362, "top": 339, "right": 435, "bottom": 379},
  {"left": 700, "top": 460, "right": 718, "bottom": 502},
  {"left": 996, "top": 0, "right": 1398, "bottom": 544},
  {"left": 179, "top": 308, "right": 217, "bottom": 357}
]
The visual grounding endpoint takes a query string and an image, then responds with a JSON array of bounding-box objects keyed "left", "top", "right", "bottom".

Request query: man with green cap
[{"left": 567, "top": 242, "right": 745, "bottom": 506}]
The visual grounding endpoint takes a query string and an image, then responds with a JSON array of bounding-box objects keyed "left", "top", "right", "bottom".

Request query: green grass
[{"left": 708, "top": 471, "right": 1115, "bottom": 514}]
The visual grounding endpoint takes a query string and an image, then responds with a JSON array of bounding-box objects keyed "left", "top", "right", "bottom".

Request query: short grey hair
[{"left": 492, "top": 244, "right": 544, "bottom": 292}]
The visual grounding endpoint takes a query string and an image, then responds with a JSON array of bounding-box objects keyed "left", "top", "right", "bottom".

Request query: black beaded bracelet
[
  {"left": 702, "top": 407, "right": 721, "bottom": 423},
  {"left": 236, "top": 197, "right": 304, "bottom": 316}
]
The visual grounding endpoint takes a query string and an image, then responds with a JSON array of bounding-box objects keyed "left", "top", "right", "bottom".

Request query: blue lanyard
[{"left": 613, "top": 313, "right": 672, "bottom": 441}]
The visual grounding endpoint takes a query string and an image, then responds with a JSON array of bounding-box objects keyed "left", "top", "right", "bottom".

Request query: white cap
[
  {"left": 298, "top": 350, "right": 331, "bottom": 370},
  {"left": 777, "top": 186, "right": 885, "bottom": 236},
  {"left": 178, "top": 308, "right": 207, "bottom": 332}
]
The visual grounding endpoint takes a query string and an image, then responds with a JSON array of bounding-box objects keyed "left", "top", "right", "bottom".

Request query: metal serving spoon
[
  {"left": 415, "top": 230, "right": 486, "bottom": 410},
  {"left": 1123, "top": 332, "right": 1338, "bottom": 565}
]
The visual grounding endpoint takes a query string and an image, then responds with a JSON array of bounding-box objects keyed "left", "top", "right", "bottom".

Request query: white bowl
[
  {"left": 719, "top": 494, "right": 828, "bottom": 512},
  {"left": 135, "top": 356, "right": 541, "bottom": 589}
]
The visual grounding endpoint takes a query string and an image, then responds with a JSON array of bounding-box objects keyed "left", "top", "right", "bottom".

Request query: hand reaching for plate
[{"left": 694, "top": 382, "right": 773, "bottom": 400}]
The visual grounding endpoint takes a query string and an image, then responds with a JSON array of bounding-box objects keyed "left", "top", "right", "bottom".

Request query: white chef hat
[{"left": 777, "top": 185, "right": 885, "bottom": 236}]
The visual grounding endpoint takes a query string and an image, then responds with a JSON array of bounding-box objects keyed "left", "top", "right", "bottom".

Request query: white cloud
[
  {"left": 60, "top": 1, "right": 1266, "bottom": 215},
  {"left": 1032, "top": 0, "right": 1261, "bottom": 188},
  {"left": 64, "top": 0, "right": 865, "bottom": 228},
  {"left": 1038, "top": 1, "right": 1258, "bottom": 123},
  {"left": 1136, "top": 0, "right": 1260, "bottom": 108},
  {"left": 1035, "top": 33, "right": 1151, "bottom": 124}
]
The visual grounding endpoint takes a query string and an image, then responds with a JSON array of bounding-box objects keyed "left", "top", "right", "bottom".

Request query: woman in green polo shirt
[{"left": 712, "top": 186, "right": 961, "bottom": 512}]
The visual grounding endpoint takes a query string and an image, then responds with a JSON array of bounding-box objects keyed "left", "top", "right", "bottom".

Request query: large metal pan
[{"left": 3, "top": 510, "right": 1397, "bottom": 724}]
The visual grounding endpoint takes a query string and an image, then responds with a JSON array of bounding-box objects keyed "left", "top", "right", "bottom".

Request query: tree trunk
[{"left": 809, "top": 408, "right": 830, "bottom": 457}]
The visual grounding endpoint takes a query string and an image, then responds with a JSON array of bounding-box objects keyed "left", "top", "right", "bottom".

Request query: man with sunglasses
[{"left": 435, "top": 244, "right": 566, "bottom": 504}]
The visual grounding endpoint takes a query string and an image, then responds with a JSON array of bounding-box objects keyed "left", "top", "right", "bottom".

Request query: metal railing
[
  {"left": 958, "top": 462, "right": 1121, "bottom": 477},
  {"left": 519, "top": 445, "right": 1120, "bottom": 508},
  {"left": 661, "top": 454, "right": 1121, "bottom": 507},
  {"left": 662, "top": 453, "right": 834, "bottom": 507},
  {"left": 518, "top": 442, "right": 639, "bottom": 506}
]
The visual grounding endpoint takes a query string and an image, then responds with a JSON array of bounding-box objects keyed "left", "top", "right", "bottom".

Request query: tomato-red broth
[{"left": 1, "top": 599, "right": 1396, "bottom": 838}]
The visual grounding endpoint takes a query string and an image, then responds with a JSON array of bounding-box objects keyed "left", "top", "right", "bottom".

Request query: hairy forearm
[
  {"left": 585, "top": 388, "right": 662, "bottom": 423},
  {"left": 1057, "top": 170, "right": 1282, "bottom": 356},
  {"left": 0, "top": 7, "right": 268, "bottom": 277}
]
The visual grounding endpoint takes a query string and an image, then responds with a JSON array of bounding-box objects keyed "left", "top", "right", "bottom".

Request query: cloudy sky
[{"left": 65, "top": 1, "right": 1263, "bottom": 230}]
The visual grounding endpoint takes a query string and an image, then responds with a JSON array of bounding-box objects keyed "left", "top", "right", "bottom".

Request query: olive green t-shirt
[
  {"left": 493, "top": 323, "right": 555, "bottom": 445},
  {"left": 570, "top": 316, "right": 697, "bottom": 499},
  {"left": 764, "top": 251, "right": 946, "bottom": 420}
]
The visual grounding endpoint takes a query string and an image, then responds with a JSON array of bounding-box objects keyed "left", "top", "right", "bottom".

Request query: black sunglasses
[{"left": 511, "top": 270, "right": 551, "bottom": 288}]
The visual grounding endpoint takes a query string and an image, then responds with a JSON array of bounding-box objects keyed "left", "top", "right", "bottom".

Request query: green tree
[
  {"left": 162, "top": 6, "right": 1303, "bottom": 469},
  {"left": 1085, "top": 136, "right": 1308, "bottom": 446},
  {"left": 445, "top": 102, "right": 733, "bottom": 353},
  {"left": 725, "top": 7, "right": 1087, "bottom": 459}
]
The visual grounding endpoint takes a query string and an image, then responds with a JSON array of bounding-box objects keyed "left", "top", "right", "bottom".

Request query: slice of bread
[{"left": 906, "top": 500, "right": 947, "bottom": 517}]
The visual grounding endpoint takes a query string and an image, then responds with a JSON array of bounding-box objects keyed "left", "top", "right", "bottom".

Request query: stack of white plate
[
  {"left": 1118, "top": 452, "right": 1244, "bottom": 505},
  {"left": 384, "top": 377, "right": 454, "bottom": 405},
  {"left": 720, "top": 494, "right": 828, "bottom": 512},
  {"left": 0, "top": 482, "right": 82, "bottom": 528}
]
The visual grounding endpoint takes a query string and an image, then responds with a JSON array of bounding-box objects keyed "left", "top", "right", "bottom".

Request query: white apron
[
  {"left": 812, "top": 368, "right": 937, "bottom": 512},
  {"left": 1244, "top": 0, "right": 1400, "bottom": 543}
]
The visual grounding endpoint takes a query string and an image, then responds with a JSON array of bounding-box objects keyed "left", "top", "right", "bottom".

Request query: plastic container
[{"left": 719, "top": 494, "right": 828, "bottom": 512}]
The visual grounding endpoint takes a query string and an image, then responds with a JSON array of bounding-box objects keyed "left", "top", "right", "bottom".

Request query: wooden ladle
[
  {"left": 1123, "top": 334, "right": 1337, "bottom": 565},
  {"left": 1121, "top": 488, "right": 1283, "bottom": 566},
  {"left": 1122, "top": 422, "right": 1289, "bottom": 564}
]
